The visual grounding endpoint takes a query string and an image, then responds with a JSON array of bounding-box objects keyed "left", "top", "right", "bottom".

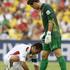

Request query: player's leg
[
  {"left": 54, "top": 48, "right": 66, "bottom": 70},
  {"left": 40, "top": 51, "right": 50, "bottom": 70},
  {"left": 33, "top": 62, "right": 39, "bottom": 70},
  {"left": 10, "top": 55, "right": 25, "bottom": 70},
  {"left": 40, "top": 43, "right": 51, "bottom": 70},
  {"left": 11, "top": 62, "right": 24, "bottom": 70},
  {"left": 10, "top": 55, "right": 19, "bottom": 62},
  {"left": 52, "top": 34, "right": 66, "bottom": 70},
  {"left": 4, "top": 55, "right": 20, "bottom": 70},
  {"left": 31, "top": 54, "right": 39, "bottom": 70},
  {"left": 40, "top": 50, "right": 50, "bottom": 70},
  {"left": 10, "top": 55, "right": 28, "bottom": 70}
]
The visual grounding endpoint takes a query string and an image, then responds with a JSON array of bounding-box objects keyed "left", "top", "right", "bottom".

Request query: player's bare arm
[
  {"left": 10, "top": 55, "right": 19, "bottom": 62},
  {"left": 21, "top": 61, "right": 29, "bottom": 70},
  {"left": 48, "top": 21, "right": 53, "bottom": 31}
]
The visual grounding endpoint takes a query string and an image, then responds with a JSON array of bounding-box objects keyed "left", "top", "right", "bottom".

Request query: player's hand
[
  {"left": 45, "top": 31, "right": 51, "bottom": 44},
  {"left": 27, "top": 54, "right": 33, "bottom": 58},
  {"left": 28, "top": 54, "right": 33, "bottom": 58},
  {"left": 40, "top": 32, "right": 45, "bottom": 40}
]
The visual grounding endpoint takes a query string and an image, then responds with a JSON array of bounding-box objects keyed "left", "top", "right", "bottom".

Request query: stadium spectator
[{"left": 0, "top": 0, "right": 70, "bottom": 40}]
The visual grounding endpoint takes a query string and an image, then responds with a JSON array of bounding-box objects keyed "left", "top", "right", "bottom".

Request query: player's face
[
  {"left": 31, "top": 2, "right": 40, "bottom": 10},
  {"left": 31, "top": 46, "right": 41, "bottom": 54}
]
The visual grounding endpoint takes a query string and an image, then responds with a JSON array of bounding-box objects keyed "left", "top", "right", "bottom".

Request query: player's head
[
  {"left": 27, "top": 0, "right": 41, "bottom": 10},
  {"left": 31, "top": 43, "right": 42, "bottom": 54}
]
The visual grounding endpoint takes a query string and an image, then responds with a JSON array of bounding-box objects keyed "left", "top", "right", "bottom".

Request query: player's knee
[
  {"left": 41, "top": 51, "right": 49, "bottom": 59},
  {"left": 10, "top": 55, "right": 19, "bottom": 62},
  {"left": 54, "top": 48, "right": 62, "bottom": 57},
  {"left": 42, "top": 54, "right": 48, "bottom": 59}
]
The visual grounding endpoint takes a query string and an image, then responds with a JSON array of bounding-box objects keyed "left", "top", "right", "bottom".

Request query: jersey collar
[{"left": 40, "top": 3, "right": 45, "bottom": 10}]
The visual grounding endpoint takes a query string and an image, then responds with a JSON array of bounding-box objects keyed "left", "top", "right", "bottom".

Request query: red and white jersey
[{"left": 6, "top": 44, "right": 32, "bottom": 62}]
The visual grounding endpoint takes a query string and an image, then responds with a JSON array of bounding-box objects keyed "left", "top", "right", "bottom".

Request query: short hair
[
  {"left": 32, "top": 43, "right": 42, "bottom": 50},
  {"left": 27, "top": 0, "right": 39, "bottom": 5}
]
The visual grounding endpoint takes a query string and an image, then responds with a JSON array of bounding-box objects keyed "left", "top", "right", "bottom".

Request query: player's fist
[
  {"left": 45, "top": 31, "right": 51, "bottom": 44},
  {"left": 40, "top": 32, "right": 45, "bottom": 40}
]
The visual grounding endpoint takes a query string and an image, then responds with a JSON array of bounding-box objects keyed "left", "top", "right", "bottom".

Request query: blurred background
[
  {"left": 0, "top": 0, "right": 70, "bottom": 70},
  {"left": 0, "top": 0, "right": 70, "bottom": 40}
]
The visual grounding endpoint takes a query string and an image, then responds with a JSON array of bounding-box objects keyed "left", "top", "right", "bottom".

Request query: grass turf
[{"left": 0, "top": 61, "right": 70, "bottom": 70}]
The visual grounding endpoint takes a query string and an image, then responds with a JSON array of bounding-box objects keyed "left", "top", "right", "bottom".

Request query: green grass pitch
[{"left": 0, "top": 61, "right": 70, "bottom": 70}]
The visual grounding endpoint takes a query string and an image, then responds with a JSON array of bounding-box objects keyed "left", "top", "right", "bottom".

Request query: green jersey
[
  {"left": 41, "top": 3, "right": 60, "bottom": 34},
  {"left": 41, "top": 4, "right": 61, "bottom": 51}
]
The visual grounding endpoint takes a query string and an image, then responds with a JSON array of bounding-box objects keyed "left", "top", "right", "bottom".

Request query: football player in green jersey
[{"left": 27, "top": 0, "right": 66, "bottom": 70}]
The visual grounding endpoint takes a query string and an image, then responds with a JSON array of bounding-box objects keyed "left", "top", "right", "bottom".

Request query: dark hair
[
  {"left": 27, "top": 0, "right": 39, "bottom": 5},
  {"left": 32, "top": 43, "right": 42, "bottom": 50}
]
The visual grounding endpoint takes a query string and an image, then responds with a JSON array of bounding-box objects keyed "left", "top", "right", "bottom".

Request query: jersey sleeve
[
  {"left": 46, "top": 10, "right": 55, "bottom": 22},
  {"left": 45, "top": 4, "right": 56, "bottom": 23}
]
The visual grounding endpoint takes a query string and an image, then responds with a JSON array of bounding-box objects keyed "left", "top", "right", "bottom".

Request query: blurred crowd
[{"left": 0, "top": 0, "right": 70, "bottom": 40}]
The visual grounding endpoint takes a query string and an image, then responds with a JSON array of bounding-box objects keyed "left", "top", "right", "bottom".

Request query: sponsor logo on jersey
[{"left": 46, "top": 10, "right": 51, "bottom": 15}]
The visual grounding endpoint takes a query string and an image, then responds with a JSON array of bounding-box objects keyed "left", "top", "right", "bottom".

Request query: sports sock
[
  {"left": 57, "top": 56, "right": 66, "bottom": 70},
  {"left": 40, "top": 59, "right": 48, "bottom": 70}
]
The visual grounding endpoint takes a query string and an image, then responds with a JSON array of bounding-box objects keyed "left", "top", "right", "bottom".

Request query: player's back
[
  {"left": 6, "top": 44, "right": 31, "bottom": 57},
  {"left": 41, "top": 3, "right": 60, "bottom": 34}
]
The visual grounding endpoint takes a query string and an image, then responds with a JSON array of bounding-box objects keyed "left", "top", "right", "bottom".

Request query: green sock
[
  {"left": 40, "top": 59, "right": 48, "bottom": 70},
  {"left": 57, "top": 56, "right": 66, "bottom": 70}
]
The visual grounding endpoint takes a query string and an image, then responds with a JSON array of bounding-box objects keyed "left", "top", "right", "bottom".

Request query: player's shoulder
[
  {"left": 42, "top": 3, "right": 51, "bottom": 7},
  {"left": 41, "top": 3, "right": 53, "bottom": 12},
  {"left": 43, "top": 3, "right": 54, "bottom": 14},
  {"left": 20, "top": 43, "right": 32, "bottom": 47},
  {"left": 14, "top": 43, "right": 32, "bottom": 48}
]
